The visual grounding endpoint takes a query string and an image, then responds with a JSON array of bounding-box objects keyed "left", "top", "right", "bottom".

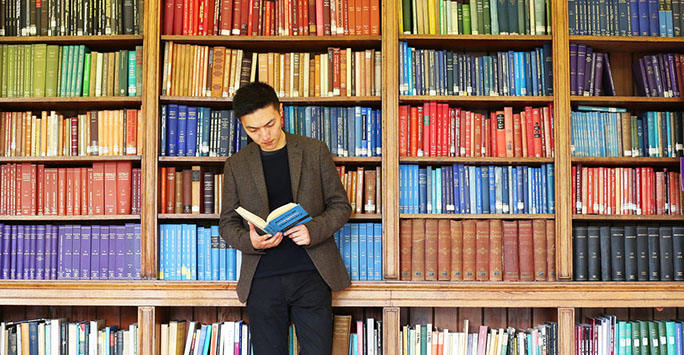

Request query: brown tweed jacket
[{"left": 219, "top": 131, "right": 352, "bottom": 303}]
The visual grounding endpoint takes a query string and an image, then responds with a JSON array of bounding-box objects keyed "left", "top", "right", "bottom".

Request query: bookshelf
[{"left": 1, "top": 0, "right": 683, "bottom": 352}]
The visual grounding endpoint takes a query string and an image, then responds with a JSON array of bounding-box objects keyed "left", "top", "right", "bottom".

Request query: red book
[
  {"left": 400, "top": 219, "right": 412, "bottom": 281},
  {"left": 437, "top": 219, "right": 451, "bottom": 280},
  {"left": 197, "top": 0, "right": 205, "bottom": 34},
  {"left": 656, "top": 171, "right": 664, "bottom": 215},
  {"left": 572, "top": 165, "right": 577, "bottom": 213},
  {"left": 424, "top": 219, "right": 438, "bottom": 281},
  {"left": 166, "top": 167, "right": 176, "bottom": 213},
  {"left": 429, "top": 102, "right": 437, "bottom": 157},
  {"left": 241, "top": 0, "right": 251, "bottom": 34},
  {"left": 37, "top": 164, "right": 44, "bottom": 215},
  {"left": 291, "top": 0, "right": 298, "bottom": 34},
  {"left": 422, "top": 103, "right": 431, "bottom": 156},
  {"left": 411, "top": 219, "right": 425, "bottom": 281},
  {"left": 462, "top": 220, "right": 476, "bottom": 281},
  {"left": 91, "top": 163, "right": 104, "bottom": 215},
  {"left": 164, "top": 0, "right": 175, "bottom": 34},
  {"left": 410, "top": 106, "right": 419, "bottom": 157},
  {"left": 29, "top": 164, "right": 36, "bottom": 214},
  {"left": 322, "top": 0, "right": 331, "bottom": 34},
  {"left": 517, "top": 220, "right": 534, "bottom": 281},
  {"left": 502, "top": 220, "right": 519, "bottom": 281},
  {"left": 542, "top": 106, "right": 552, "bottom": 157},
  {"left": 436, "top": 103, "right": 444, "bottom": 156},
  {"left": 532, "top": 108, "right": 543, "bottom": 158},
  {"left": 182, "top": 0, "right": 191, "bottom": 34},
  {"left": 58, "top": 168, "right": 66, "bottom": 215},
  {"left": 81, "top": 168, "right": 88, "bottom": 215},
  {"left": 87, "top": 168, "right": 94, "bottom": 215},
  {"left": 546, "top": 220, "right": 556, "bottom": 281},
  {"left": 473, "top": 113, "right": 482, "bottom": 157},
  {"left": 464, "top": 110, "right": 471, "bottom": 157},
  {"left": 73, "top": 167, "right": 81, "bottom": 216},
  {"left": 513, "top": 113, "right": 522, "bottom": 157},
  {"left": 232, "top": 0, "right": 242, "bottom": 34},
  {"left": 459, "top": 109, "right": 467, "bottom": 157},
  {"left": 453, "top": 108, "right": 461, "bottom": 156},
  {"left": 532, "top": 220, "right": 547, "bottom": 281},
  {"left": 361, "top": 0, "right": 369, "bottom": 34},
  {"left": 116, "top": 162, "right": 132, "bottom": 215},
  {"left": 475, "top": 220, "right": 489, "bottom": 281},
  {"left": 206, "top": 0, "right": 216, "bottom": 34},
  {"left": 483, "top": 113, "right": 491, "bottom": 157},
  {"left": 398, "top": 105, "right": 408, "bottom": 156},
  {"left": 547, "top": 103, "right": 555, "bottom": 156},
  {"left": 20, "top": 163, "right": 32, "bottom": 215},
  {"left": 249, "top": 0, "right": 260, "bottom": 34},
  {"left": 524, "top": 106, "right": 535, "bottom": 157},
  {"left": 192, "top": 0, "right": 200, "bottom": 34},
  {"left": 47, "top": 168, "right": 58, "bottom": 215},
  {"left": 489, "top": 220, "right": 503, "bottom": 281},
  {"left": 219, "top": 0, "right": 234, "bottom": 35},
  {"left": 450, "top": 220, "right": 463, "bottom": 281},
  {"left": 416, "top": 106, "right": 424, "bottom": 156},
  {"left": 126, "top": 110, "right": 137, "bottom": 155},
  {"left": 104, "top": 162, "right": 117, "bottom": 215},
  {"left": 495, "top": 110, "right": 505, "bottom": 157},
  {"left": 587, "top": 168, "right": 594, "bottom": 214}
]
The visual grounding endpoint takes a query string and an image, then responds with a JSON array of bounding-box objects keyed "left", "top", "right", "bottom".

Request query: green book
[
  {"left": 33, "top": 43, "right": 47, "bottom": 97},
  {"left": 648, "top": 321, "right": 660, "bottom": 355},
  {"left": 119, "top": 49, "right": 128, "bottom": 96},
  {"left": 1, "top": 45, "right": 7, "bottom": 97},
  {"left": 619, "top": 321, "right": 628, "bottom": 355},
  {"left": 632, "top": 321, "right": 642, "bottom": 355},
  {"left": 75, "top": 45, "right": 85, "bottom": 96},
  {"left": 26, "top": 45, "right": 34, "bottom": 97},
  {"left": 6, "top": 45, "right": 15, "bottom": 98},
  {"left": 463, "top": 4, "right": 472, "bottom": 34},
  {"left": 419, "top": 324, "right": 426, "bottom": 355},
  {"left": 82, "top": 52, "right": 91, "bottom": 97},
  {"left": 517, "top": 0, "right": 525, "bottom": 35},
  {"left": 657, "top": 321, "right": 667, "bottom": 355},
  {"left": 17, "top": 45, "right": 24, "bottom": 97},
  {"left": 135, "top": 46, "right": 142, "bottom": 96},
  {"left": 127, "top": 50, "right": 136, "bottom": 96},
  {"left": 411, "top": 0, "right": 418, "bottom": 33},
  {"left": 45, "top": 45, "right": 60, "bottom": 97},
  {"left": 665, "top": 321, "right": 676, "bottom": 355},
  {"left": 524, "top": 0, "right": 531, "bottom": 34},
  {"left": 640, "top": 321, "right": 650, "bottom": 355},
  {"left": 482, "top": 0, "right": 492, "bottom": 34},
  {"left": 470, "top": 0, "right": 479, "bottom": 33},
  {"left": 545, "top": 0, "right": 551, "bottom": 34},
  {"left": 626, "top": 322, "right": 633, "bottom": 355},
  {"left": 457, "top": 3, "right": 464, "bottom": 34},
  {"left": 534, "top": 0, "right": 546, "bottom": 34},
  {"left": 402, "top": 0, "right": 411, "bottom": 32},
  {"left": 490, "top": 0, "right": 500, "bottom": 34},
  {"left": 59, "top": 45, "right": 70, "bottom": 97}
]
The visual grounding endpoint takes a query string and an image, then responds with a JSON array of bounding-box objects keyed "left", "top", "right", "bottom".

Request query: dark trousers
[{"left": 246, "top": 270, "right": 333, "bottom": 355}]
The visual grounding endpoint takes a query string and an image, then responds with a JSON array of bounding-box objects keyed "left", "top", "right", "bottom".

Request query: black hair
[{"left": 232, "top": 82, "right": 280, "bottom": 120}]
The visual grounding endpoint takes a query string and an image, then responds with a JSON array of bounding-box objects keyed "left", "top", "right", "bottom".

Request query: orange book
[
  {"left": 332, "top": 48, "right": 341, "bottom": 96},
  {"left": 449, "top": 220, "right": 463, "bottom": 281},
  {"left": 517, "top": 220, "right": 534, "bottom": 281},
  {"left": 339, "top": 49, "right": 347, "bottom": 96},
  {"left": 361, "top": 0, "right": 370, "bottom": 34},
  {"left": 503, "top": 107, "right": 514, "bottom": 157},
  {"left": 369, "top": 0, "right": 379, "bottom": 34},
  {"left": 58, "top": 168, "right": 66, "bottom": 215},
  {"left": 314, "top": 55, "right": 321, "bottom": 97},
  {"left": 399, "top": 219, "right": 412, "bottom": 281},
  {"left": 411, "top": 219, "right": 425, "bottom": 280},
  {"left": 348, "top": 0, "right": 356, "bottom": 34},
  {"left": 103, "top": 162, "right": 117, "bottom": 215},
  {"left": 73, "top": 167, "right": 81, "bottom": 215},
  {"left": 513, "top": 113, "right": 522, "bottom": 157},
  {"left": 126, "top": 109, "right": 137, "bottom": 155},
  {"left": 437, "top": 219, "right": 451, "bottom": 281},
  {"left": 350, "top": 171, "right": 357, "bottom": 212},
  {"left": 473, "top": 113, "right": 482, "bottom": 157},
  {"left": 354, "top": 0, "right": 362, "bottom": 34}
]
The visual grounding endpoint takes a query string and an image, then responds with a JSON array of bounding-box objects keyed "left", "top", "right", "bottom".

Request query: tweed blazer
[{"left": 219, "top": 131, "right": 352, "bottom": 303}]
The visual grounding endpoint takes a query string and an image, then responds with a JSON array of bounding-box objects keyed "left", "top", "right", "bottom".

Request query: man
[{"left": 219, "top": 82, "right": 352, "bottom": 355}]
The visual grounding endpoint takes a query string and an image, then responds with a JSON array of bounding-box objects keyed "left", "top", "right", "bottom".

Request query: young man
[{"left": 219, "top": 82, "right": 352, "bottom": 354}]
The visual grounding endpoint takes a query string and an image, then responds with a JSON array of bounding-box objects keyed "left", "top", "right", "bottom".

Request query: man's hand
[
  {"left": 249, "top": 222, "right": 282, "bottom": 249},
  {"left": 284, "top": 224, "right": 310, "bottom": 246}
]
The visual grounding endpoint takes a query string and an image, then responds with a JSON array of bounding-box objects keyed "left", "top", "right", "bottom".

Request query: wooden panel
[
  {"left": 399, "top": 157, "right": 554, "bottom": 165},
  {"left": 558, "top": 308, "right": 575, "bottom": 355},
  {"left": 458, "top": 308, "right": 483, "bottom": 333},
  {"left": 193, "top": 307, "right": 218, "bottom": 325},
  {"left": 383, "top": 307, "right": 401, "bottom": 355},
  {"left": 605, "top": 308, "right": 629, "bottom": 320},
  {"left": 0, "top": 156, "right": 142, "bottom": 163},
  {"left": 97, "top": 306, "right": 122, "bottom": 327},
  {"left": 507, "top": 308, "right": 532, "bottom": 330},
  {"left": 4, "top": 306, "right": 25, "bottom": 321},
  {"left": 572, "top": 157, "right": 682, "bottom": 167},
  {"left": 72, "top": 306, "right": 98, "bottom": 322},
  {"left": 482, "top": 308, "right": 507, "bottom": 329},
  {"left": 579, "top": 308, "right": 604, "bottom": 321},
  {"left": 120, "top": 307, "right": 140, "bottom": 328},
  {"left": 532, "top": 308, "right": 557, "bottom": 325},
  {"left": 49, "top": 306, "right": 72, "bottom": 320},
  {"left": 139, "top": 307, "right": 156, "bottom": 355},
  {"left": 168, "top": 307, "right": 193, "bottom": 321},
  {"left": 217, "top": 307, "right": 244, "bottom": 322},
  {"left": 630, "top": 307, "right": 653, "bottom": 320},
  {"left": 409, "top": 307, "right": 433, "bottom": 326},
  {"left": 433, "top": 308, "right": 460, "bottom": 331},
  {"left": 653, "top": 307, "right": 677, "bottom": 320},
  {"left": 25, "top": 306, "right": 50, "bottom": 320},
  {"left": 608, "top": 52, "right": 634, "bottom": 96}
]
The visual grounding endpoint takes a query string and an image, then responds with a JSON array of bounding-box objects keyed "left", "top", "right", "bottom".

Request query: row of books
[
  {"left": 576, "top": 316, "right": 684, "bottom": 355},
  {"left": 158, "top": 224, "right": 241, "bottom": 281},
  {"left": 399, "top": 219, "right": 556, "bottom": 282},
  {"left": 162, "top": 0, "right": 380, "bottom": 36},
  {"left": 399, "top": 44, "right": 553, "bottom": 97},
  {"left": 633, "top": 53, "right": 684, "bottom": 97},
  {"left": 334, "top": 315, "right": 383, "bottom": 355},
  {"left": 1, "top": 109, "right": 141, "bottom": 158},
  {"left": 398, "top": 104, "right": 555, "bottom": 158},
  {"left": 401, "top": 321, "right": 558, "bottom": 355},
  {"left": 333, "top": 222, "right": 382, "bottom": 281},
  {"left": 569, "top": 44, "right": 617, "bottom": 96},
  {"left": 1, "top": 0, "right": 143, "bottom": 36},
  {"left": 0, "top": 223, "right": 142, "bottom": 280},
  {"left": 399, "top": 164, "right": 556, "bottom": 215},
  {"left": 573, "top": 224, "right": 684, "bottom": 281},
  {"left": 399, "top": 0, "right": 551, "bottom": 35},
  {"left": 0, "top": 163, "right": 141, "bottom": 216},
  {"left": 282, "top": 105, "right": 382, "bottom": 157},
  {"left": 0, "top": 45, "right": 143, "bottom": 98},
  {"left": 568, "top": 0, "right": 684, "bottom": 36},
  {"left": 571, "top": 108, "right": 684, "bottom": 158},
  {"left": 161, "top": 43, "right": 382, "bottom": 98},
  {"left": 1, "top": 319, "right": 138, "bottom": 355},
  {"left": 159, "top": 167, "right": 222, "bottom": 215},
  {"left": 571, "top": 166, "right": 682, "bottom": 216},
  {"left": 161, "top": 320, "right": 251, "bottom": 355},
  {"left": 339, "top": 166, "right": 381, "bottom": 215}
]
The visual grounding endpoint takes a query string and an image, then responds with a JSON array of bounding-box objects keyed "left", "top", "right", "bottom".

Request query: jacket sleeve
[
  {"left": 305, "top": 142, "right": 352, "bottom": 248},
  {"left": 218, "top": 158, "right": 265, "bottom": 255}
]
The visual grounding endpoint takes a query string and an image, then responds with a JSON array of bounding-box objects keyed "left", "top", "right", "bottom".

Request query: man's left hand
[{"left": 284, "top": 224, "right": 310, "bottom": 246}]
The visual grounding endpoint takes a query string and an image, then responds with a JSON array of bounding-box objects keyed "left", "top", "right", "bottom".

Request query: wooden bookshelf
[
  {"left": 400, "top": 214, "right": 555, "bottom": 220},
  {"left": 0, "top": 35, "right": 143, "bottom": 48},
  {"left": 158, "top": 213, "right": 382, "bottom": 220},
  {"left": 572, "top": 215, "right": 684, "bottom": 222},
  {"left": 571, "top": 96, "right": 684, "bottom": 109},
  {"left": 569, "top": 35, "right": 684, "bottom": 51},
  {"left": 0, "top": 215, "right": 142, "bottom": 221},
  {"left": 159, "top": 95, "right": 382, "bottom": 106},
  {"left": 0, "top": 96, "right": 143, "bottom": 110},
  {"left": 399, "top": 95, "right": 553, "bottom": 108},
  {"left": 158, "top": 156, "right": 381, "bottom": 164},
  {"left": 400, "top": 34, "right": 552, "bottom": 50},
  {"left": 0, "top": 156, "right": 142, "bottom": 163},
  {"left": 161, "top": 35, "right": 382, "bottom": 50},
  {"left": 400, "top": 157, "right": 554, "bottom": 165},
  {"left": 572, "top": 157, "right": 682, "bottom": 167}
]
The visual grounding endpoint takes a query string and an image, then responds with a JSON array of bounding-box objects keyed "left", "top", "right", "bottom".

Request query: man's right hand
[{"left": 249, "top": 221, "right": 283, "bottom": 249}]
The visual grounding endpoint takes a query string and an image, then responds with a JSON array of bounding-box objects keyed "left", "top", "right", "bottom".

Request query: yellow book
[
  {"left": 267, "top": 52, "right": 275, "bottom": 89},
  {"left": 302, "top": 53, "right": 310, "bottom": 97},
  {"left": 229, "top": 49, "right": 240, "bottom": 97},
  {"left": 257, "top": 52, "right": 268, "bottom": 84},
  {"left": 250, "top": 52, "right": 258, "bottom": 83}
]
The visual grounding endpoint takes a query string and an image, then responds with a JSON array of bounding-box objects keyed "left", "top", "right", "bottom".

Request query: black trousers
[{"left": 246, "top": 270, "right": 333, "bottom": 355}]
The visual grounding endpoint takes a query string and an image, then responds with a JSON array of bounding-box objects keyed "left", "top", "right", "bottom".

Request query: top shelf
[
  {"left": 0, "top": 35, "right": 143, "bottom": 50},
  {"left": 161, "top": 35, "right": 382, "bottom": 51},
  {"left": 399, "top": 34, "right": 552, "bottom": 50},
  {"left": 569, "top": 35, "right": 684, "bottom": 52}
]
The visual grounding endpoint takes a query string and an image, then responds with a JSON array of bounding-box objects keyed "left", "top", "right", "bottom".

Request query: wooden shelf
[
  {"left": 158, "top": 213, "right": 381, "bottom": 220},
  {"left": 571, "top": 96, "right": 684, "bottom": 109},
  {"left": 572, "top": 157, "right": 682, "bottom": 167},
  {"left": 160, "top": 95, "right": 381, "bottom": 106},
  {"left": 158, "top": 156, "right": 381, "bottom": 164},
  {"left": 0, "top": 35, "right": 143, "bottom": 48},
  {"left": 400, "top": 157, "right": 554, "bottom": 165},
  {"left": 401, "top": 214, "right": 554, "bottom": 220},
  {"left": 161, "top": 35, "right": 382, "bottom": 50},
  {"left": 350, "top": 214, "right": 382, "bottom": 220},
  {"left": 399, "top": 34, "right": 552, "bottom": 50},
  {"left": 333, "top": 157, "right": 382, "bottom": 164},
  {"left": 573, "top": 214, "right": 684, "bottom": 222},
  {"left": 0, "top": 155, "right": 142, "bottom": 163},
  {"left": 3, "top": 281, "right": 684, "bottom": 307},
  {"left": 569, "top": 35, "right": 684, "bottom": 51},
  {"left": 0, "top": 96, "right": 143, "bottom": 110},
  {"left": 0, "top": 215, "right": 141, "bottom": 221},
  {"left": 399, "top": 95, "right": 553, "bottom": 108}
]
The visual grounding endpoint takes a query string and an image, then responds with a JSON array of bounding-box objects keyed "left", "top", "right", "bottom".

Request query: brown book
[
  {"left": 165, "top": 167, "right": 176, "bottom": 213},
  {"left": 450, "top": 220, "right": 463, "bottom": 281},
  {"left": 182, "top": 169, "right": 192, "bottom": 213},
  {"left": 411, "top": 218, "right": 425, "bottom": 280},
  {"left": 73, "top": 167, "right": 81, "bottom": 215},
  {"left": 57, "top": 168, "right": 66, "bottom": 215},
  {"left": 400, "top": 219, "right": 412, "bottom": 281},
  {"left": 502, "top": 221, "right": 520, "bottom": 281},
  {"left": 160, "top": 167, "right": 167, "bottom": 212},
  {"left": 175, "top": 171, "right": 183, "bottom": 213},
  {"left": 350, "top": 170, "right": 357, "bottom": 212},
  {"left": 437, "top": 219, "right": 451, "bottom": 280},
  {"left": 545, "top": 220, "right": 556, "bottom": 281},
  {"left": 103, "top": 162, "right": 117, "bottom": 215},
  {"left": 375, "top": 166, "right": 381, "bottom": 213},
  {"left": 355, "top": 167, "right": 364, "bottom": 214},
  {"left": 332, "top": 315, "right": 352, "bottom": 355},
  {"left": 363, "top": 169, "right": 376, "bottom": 213},
  {"left": 517, "top": 220, "right": 534, "bottom": 281},
  {"left": 489, "top": 220, "right": 503, "bottom": 281},
  {"left": 116, "top": 162, "right": 132, "bottom": 215},
  {"left": 191, "top": 166, "right": 203, "bottom": 214},
  {"left": 462, "top": 220, "right": 476, "bottom": 281},
  {"left": 475, "top": 220, "right": 489, "bottom": 281},
  {"left": 424, "top": 219, "right": 438, "bottom": 281},
  {"left": 621, "top": 112, "right": 632, "bottom": 156},
  {"left": 532, "top": 220, "right": 547, "bottom": 281}
]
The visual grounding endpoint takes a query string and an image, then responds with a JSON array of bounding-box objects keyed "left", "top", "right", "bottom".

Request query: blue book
[
  {"left": 373, "top": 223, "right": 382, "bottom": 281},
  {"left": 190, "top": 225, "right": 197, "bottom": 280},
  {"left": 235, "top": 203, "right": 312, "bottom": 235},
  {"left": 530, "top": 52, "right": 539, "bottom": 96},
  {"left": 630, "top": 0, "right": 641, "bottom": 34},
  {"left": 218, "top": 236, "right": 227, "bottom": 281},
  {"left": 67, "top": 225, "right": 78, "bottom": 279},
  {"left": 541, "top": 165, "right": 548, "bottom": 214},
  {"left": 456, "top": 165, "right": 465, "bottom": 213},
  {"left": 522, "top": 167, "right": 530, "bottom": 213},
  {"left": 0, "top": 224, "right": 8, "bottom": 279},
  {"left": 364, "top": 107, "right": 372, "bottom": 157},
  {"left": 343, "top": 224, "right": 352, "bottom": 275},
  {"left": 134, "top": 224, "right": 141, "bottom": 279},
  {"left": 399, "top": 166, "right": 406, "bottom": 213},
  {"left": 445, "top": 165, "right": 454, "bottom": 213},
  {"left": 197, "top": 227, "right": 205, "bottom": 281},
  {"left": 227, "top": 247, "right": 236, "bottom": 281},
  {"left": 366, "top": 223, "right": 375, "bottom": 281},
  {"left": 463, "top": 165, "right": 471, "bottom": 213},
  {"left": 158, "top": 225, "right": 166, "bottom": 280},
  {"left": 648, "top": 0, "right": 660, "bottom": 35},
  {"left": 176, "top": 105, "right": 188, "bottom": 156},
  {"left": 510, "top": 167, "right": 518, "bottom": 214},
  {"left": 180, "top": 224, "right": 190, "bottom": 280},
  {"left": 329, "top": 108, "right": 338, "bottom": 156},
  {"left": 350, "top": 224, "right": 359, "bottom": 281},
  {"left": 418, "top": 168, "right": 427, "bottom": 213},
  {"left": 468, "top": 166, "right": 477, "bottom": 214},
  {"left": 358, "top": 223, "right": 367, "bottom": 281},
  {"left": 56, "top": 225, "right": 67, "bottom": 279},
  {"left": 412, "top": 165, "right": 420, "bottom": 214},
  {"left": 171, "top": 225, "right": 181, "bottom": 280},
  {"left": 201, "top": 228, "right": 210, "bottom": 281},
  {"left": 546, "top": 163, "right": 555, "bottom": 213},
  {"left": 426, "top": 166, "right": 432, "bottom": 213},
  {"left": 186, "top": 106, "right": 198, "bottom": 156},
  {"left": 115, "top": 225, "right": 126, "bottom": 280},
  {"left": 201, "top": 107, "right": 211, "bottom": 156},
  {"left": 80, "top": 226, "right": 90, "bottom": 280},
  {"left": 165, "top": 224, "right": 173, "bottom": 280},
  {"left": 346, "top": 107, "right": 354, "bottom": 157},
  {"left": 160, "top": 105, "right": 168, "bottom": 156},
  {"left": 210, "top": 226, "right": 220, "bottom": 281},
  {"left": 522, "top": 52, "right": 530, "bottom": 96},
  {"left": 124, "top": 224, "right": 136, "bottom": 280},
  {"left": 502, "top": 167, "right": 511, "bottom": 214},
  {"left": 515, "top": 166, "right": 524, "bottom": 213},
  {"left": 323, "top": 107, "right": 332, "bottom": 147},
  {"left": 475, "top": 167, "right": 483, "bottom": 214},
  {"left": 354, "top": 107, "right": 362, "bottom": 156},
  {"left": 488, "top": 166, "right": 496, "bottom": 214},
  {"left": 375, "top": 110, "right": 382, "bottom": 156},
  {"left": 452, "top": 165, "right": 461, "bottom": 214}
]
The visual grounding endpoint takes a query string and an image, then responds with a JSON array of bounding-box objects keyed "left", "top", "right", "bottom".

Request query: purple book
[
  {"left": 28, "top": 225, "right": 36, "bottom": 280},
  {"left": 124, "top": 224, "right": 135, "bottom": 280},
  {"left": 570, "top": 43, "right": 578, "bottom": 95},
  {"left": 71, "top": 225, "right": 81, "bottom": 280},
  {"left": 649, "top": 55, "right": 664, "bottom": 97},
  {"left": 583, "top": 47, "right": 594, "bottom": 96},
  {"left": 45, "top": 225, "right": 52, "bottom": 280},
  {"left": 100, "top": 225, "right": 110, "bottom": 280},
  {"left": 577, "top": 44, "right": 587, "bottom": 95},
  {"left": 593, "top": 53, "right": 604, "bottom": 96},
  {"left": 80, "top": 226, "right": 91, "bottom": 280},
  {"left": 36, "top": 225, "right": 46, "bottom": 280},
  {"left": 1, "top": 225, "right": 9, "bottom": 279},
  {"left": 50, "top": 225, "right": 58, "bottom": 280},
  {"left": 632, "top": 58, "right": 649, "bottom": 96},
  {"left": 658, "top": 54, "right": 671, "bottom": 97},
  {"left": 59, "top": 225, "right": 73, "bottom": 280},
  {"left": 10, "top": 225, "right": 17, "bottom": 279},
  {"left": 16, "top": 225, "right": 24, "bottom": 280},
  {"left": 91, "top": 225, "right": 100, "bottom": 280},
  {"left": 644, "top": 56, "right": 658, "bottom": 97},
  {"left": 115, "top": 225, "right": 126, "bottom": 280},
  {"left": 134, "top": 224, "right": 141, "bottom": 279},
  {"left": 667, "top": 54, "right": 679, "bottom": 97}
]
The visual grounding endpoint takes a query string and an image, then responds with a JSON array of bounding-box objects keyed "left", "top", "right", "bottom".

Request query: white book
[
  {"left": 160, "top": 324, "right": 169, "bottom": 355},
  {"left": 182, "top": 321, "right": 197, "bottom": 355}
]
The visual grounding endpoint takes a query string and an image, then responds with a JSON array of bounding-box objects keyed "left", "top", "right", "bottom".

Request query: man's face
[{"left": 240, "top": 105, "right": 285, "bottom": 152}]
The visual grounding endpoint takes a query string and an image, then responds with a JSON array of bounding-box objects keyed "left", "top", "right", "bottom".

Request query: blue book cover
[
  {"left": 99, "top": 226, "right": 109, "bottom": 280},
  {"left": 180, "top": 224, "right": 190, "bottom": 280},
  {"left": 366, "top": 223, "right": 375, "bottom": 281},
  {"left": 648, "top": 0, "right": 660, "bottom": 35},
  {"left": 452, "top": 165, "right": 461, "bottom": 214},
  {"left": 176, "top": 105, "right": 188, "bottom": 156},
  {"left": 343, "top": 224, "right": 352, "bottom": 275},
  {"left": 323, "top": 107, "right": 332, "bottom": 147},
  {"left": 445, "top": 165, "right": 454, "bottom": 213},
  {"left": 502, "top": 167, "right": 511, "bottom": 213},
  {"left": 541, "top": 165, "right": 548, "bottom": 214},
  {"left": 203, "top": 228, "right": 211, "bottom": 281},
  {"left": 115, "top": 225, "right": 126, "bottom": 280},
  {"left": 475, "top": 167, "right": 483, "bottom": 214},
  {"left": 359, "top": 223, "right": 367, "bottom": 281},
  {"left": 9, "top": 225, "right": 17, "bottom": 279},
  {"left": 1, "top": 224, "right": 8, "bottom": 279},
  {"left": 533, "top": 168, "right": 540, "bottom": 214},
  {"left": 218, "top": 236, "right": 227, "bottom": 281},
  {"left": 197, "top": 227, "right": 205, "bottom": 280},
  {"left": 186, "top": 106, "right": 198, "bottom": 156},
  {"left": 160, "top": 105, "right": 168, "bottom": 156},
  {"left": 426, "top": 166, "right": 432, "bottom": 213},
  {"left": 530, "top": 52, "right": 539, "bottom": 96},
  {"left": 172, "top": 225, "right": 181, "bottom": 280},
  {"left": 354, "top": 107, "right": 362, "bottom": 156},
  {"left": 364, "top": 108, "right": 373, "bottom": 157},
  {"left": 547, "top": 163, "right": 555, "bottom": 214},
  {"left": 463, "top": 165, "right": 471, "bottom": 213},
  {"left": 468, "top": 166, "right": 477, "bottom": 214},
  {"left": 494, "top": 166, "right": 502, "bottom": 213},
  {"left": 305, "top": 106, "right": 313, "bottom": 138},
  {"left": 164, "top": 224, "right": 173, "bottom": 280},
  {"left": 481, "top": 166, "right": 490, "bottom": 213},
  {"left": 418, "top": 168, "right": 427, "bottom": 213},
  {"left": 329, "top": 108, "right": 338, "bottom": 156},
  {"left": 134, "top": 224, "right": 141, "bottom": 279},
  {"left": 399, "top": 165, "right": 406, "bottom": 213},
  {"left": 227, "top": 247, "right": 236, "bottom": 281},
  {"left": 488, "top": 166, "right": 496, "bottom": 214},
  {"left": 659, "top": 9, "right": 667, "bottom": 36},
  {"left": 346, "top": 107, "right": 355, "bottom": 157},
  {"left": 373, "top": 223, "right": 382, "bottom": 281},
  {"left": 516, "top": 166, "right": 525, "bottom": 213},
  {"left": 522, "top": 52, "right": 530, "bottom": 96},
  {"left": 523, "top": 167, "right": 531, "bottom": 213},
  {"left": 456, "top": 165, "right": 465, "bottom": 213},
  {"left": 510, "top": 167, "right": 519, "bottom": 214},
  {"left": 630, "top": 0, "right": 641, "bottom": 34},
  {"left": 375, "top": 110, "right": 382, "bottom": 156},
  {"left": 412, "top": 165, "right": 420, "bottom": 214},
  {"left": 210, "top": 226, "right": 220, "bottom": 281},
  {"left": 158, "top": 225, "right": 165, "bottom": 280},
  {"left": 190, "top": 225, "right": 197, "bottom": 280},
  {"left": 350, "top": 223, "right": 359, "bottom": 281},
  {"left": 334, "top": 230, "right": 340, "bottom": 250},
  {"left": 436, "top": 167, "right": 442, "bottom": 214}
]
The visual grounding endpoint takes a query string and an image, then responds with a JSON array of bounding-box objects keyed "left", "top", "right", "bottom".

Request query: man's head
[{"left": 233, "top": 82, "right": 286, "bottom": 152}]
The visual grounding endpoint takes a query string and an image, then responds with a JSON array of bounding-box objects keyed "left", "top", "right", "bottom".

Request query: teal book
[
  {"left": 234, "top": 202, "right": 312, "bottom": 235},
  {"left": 75, "top": 45, "right": 85, "bottom": 97},
  {"left": 490, "top": 0, "right": 500, "bottom": 34},
  {"left": 128, "top": 50, "right": 136, "bottom": 96},
  {"left": 59, "top": 45, "right": 70, "bottom": 97}
]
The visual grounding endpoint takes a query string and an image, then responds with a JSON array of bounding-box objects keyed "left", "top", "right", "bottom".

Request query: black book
[
  {"left": 588, "top": 225, "right": 601, "bottom": 281},
  {"left": 610, "top": 226, "right": 626, "bottom": 281},
  {"left": 675, "top": 112, "right": 683, "bottom": 157},
  {"left": 624, "top": 225, "right": 637, "bottom": 281},
  {"left": 498, "top": 0, "right": 509, "bottom": 34},
  {"left": 574, "top": 225, "right": 589, "bottom": 281},
  {"left": 599, "top": 225, "right": 612, "bottom": 281},
  {"left": 508, "top": 0, "right": 518, "bottom": 34},
  {"left": 674, "top": 226, "right": 684, "bottom": 280},
  {"left": 648, "top": 226, "right": 660, "bottom": 280},
  {"left": 659, "top": 226, "right": 674, "bottom": 281},
  {"left": 636, "top": 226, "right": 650, "bottom": 281},
  {"left": 8, "top": 326, "right": 17, "bottom": 355}
]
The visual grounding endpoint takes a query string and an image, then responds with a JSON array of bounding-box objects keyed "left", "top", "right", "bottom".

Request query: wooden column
[
  {"left": 138, "top": 306, "right": 157, "bottom": 355},
  {"left": 558, "top": 308, "right": 575, "bottom": 355},
  {"left": 383, "top": 307, "right": 401, "bottom": 355}
]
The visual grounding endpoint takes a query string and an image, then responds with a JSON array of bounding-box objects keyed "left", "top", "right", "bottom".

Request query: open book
[{"left": 235, "top": 202, "right": 312, "bottom": 235}]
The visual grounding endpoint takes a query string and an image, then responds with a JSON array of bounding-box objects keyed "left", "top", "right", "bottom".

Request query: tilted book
[{"left": 234, "top": 202, "right": 312, "bottom": 235}]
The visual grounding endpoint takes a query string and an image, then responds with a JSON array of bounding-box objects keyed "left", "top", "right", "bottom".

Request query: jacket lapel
[
  {"left": 287, "top": 132, "right": 302, "bottom": 203},
  {"left": 244, "top": 143, "right": 269, "bottom": 213}
]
